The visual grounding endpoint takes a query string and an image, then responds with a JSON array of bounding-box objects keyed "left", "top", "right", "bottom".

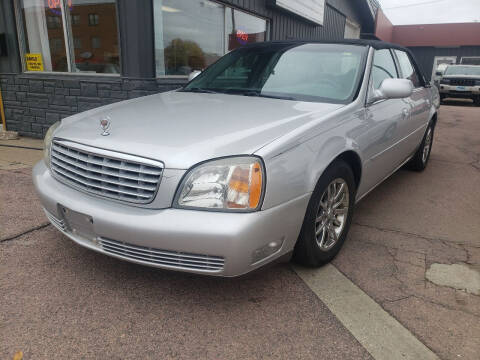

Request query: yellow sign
[{"left": 25, "top": 53, "right": 44, "bottom": 71}]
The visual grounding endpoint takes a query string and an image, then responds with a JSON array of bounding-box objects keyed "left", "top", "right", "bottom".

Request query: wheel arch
[
  {"left": 430, "top": 112, "right": 438, "bottom": 128},
  {"left": 334, "top": 150, "right": 362, "bottom": 189}
]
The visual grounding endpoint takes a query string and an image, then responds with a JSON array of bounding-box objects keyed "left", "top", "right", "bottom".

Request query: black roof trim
[
  {"left": 243, "top": 39, "right": 410, "bottom": 51},
  {"left": 240, "top": 40, "right": 429, "bottom": 86}
]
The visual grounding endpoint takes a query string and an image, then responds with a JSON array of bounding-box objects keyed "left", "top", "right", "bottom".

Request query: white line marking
[{"left": 294, "top": 264, "right": 439, "bottom": 360}]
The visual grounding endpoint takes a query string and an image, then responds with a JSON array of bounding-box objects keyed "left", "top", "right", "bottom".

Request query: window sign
[
  {"left": 153, "top": 0, "right": 269, "bottom": 76},
  {"left": 25, "top": 53, "right": 44, "bottom": 71},
  {"left": 47, "top": 0, "right": 72, "bottom": 15},
  {"left": 17, "top": 0, "right": 120, "bottom": 74},
  {"left": 19, "top": 0, "right": 67, "bottom": 71},
  {"left": 226, "top": 8, "right": 268, "bottom": 51}
]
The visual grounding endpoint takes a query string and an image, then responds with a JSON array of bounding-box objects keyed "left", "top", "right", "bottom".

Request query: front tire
[
  {"left": 293, "top": 160, "right": 356, "bottom": 267},
  {"left": 408, "top": 122, "right": 434, "bottom": 171}
]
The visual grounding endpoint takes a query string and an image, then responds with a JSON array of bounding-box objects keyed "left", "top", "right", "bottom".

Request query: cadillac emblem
[{"left": 100, "top": 116, "right": 111, "bottom": 136}]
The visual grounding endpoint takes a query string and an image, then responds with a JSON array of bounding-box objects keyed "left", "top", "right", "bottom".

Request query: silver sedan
[{"left": 33, "top": 40, "right": 439, "bottom": 276}]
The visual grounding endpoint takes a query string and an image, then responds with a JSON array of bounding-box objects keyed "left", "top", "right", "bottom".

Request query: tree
[{"left": 164, "top": 39, "right": 206, "bottom": 75}]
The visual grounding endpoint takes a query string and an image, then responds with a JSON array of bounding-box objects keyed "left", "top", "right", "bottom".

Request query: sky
[{"left": 377, "top": 0, "right": 480, "bottom": 25}]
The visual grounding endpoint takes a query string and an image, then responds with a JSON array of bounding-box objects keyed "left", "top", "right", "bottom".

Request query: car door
[
  {"left": 393, "top": 50, "right": 431, "bottom": 157},
  {"left": 359, "top": 49, "right": 414, "bottom": 195}
]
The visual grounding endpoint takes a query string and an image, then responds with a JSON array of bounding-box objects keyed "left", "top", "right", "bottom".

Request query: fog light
[{"left": 251, "top": 238, "right": 284, "bottom": 264}]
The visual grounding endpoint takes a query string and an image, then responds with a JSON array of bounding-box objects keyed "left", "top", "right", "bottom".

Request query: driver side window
[{"left": 371, "top": 49, "right": 398, "bottom": 90}]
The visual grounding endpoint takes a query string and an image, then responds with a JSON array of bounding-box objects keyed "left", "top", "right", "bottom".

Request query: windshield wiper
[
  {"left": 242, "top": 90, "right": 296, "bottom": 101},
  {"left": 182, "top": 87, "right": 220, "bottom": 94}
]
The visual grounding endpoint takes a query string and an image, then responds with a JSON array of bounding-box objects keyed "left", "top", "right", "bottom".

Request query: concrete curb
[{"left": 294, "top": 264, "right": 439, "bottom": 360}]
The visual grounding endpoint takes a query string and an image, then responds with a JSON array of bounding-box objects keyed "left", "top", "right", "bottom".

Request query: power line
[{"left": 384, "top": 0, "right": 450, "bottom": 10}]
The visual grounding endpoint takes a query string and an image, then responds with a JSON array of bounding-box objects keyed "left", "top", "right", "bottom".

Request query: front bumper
[
  {"left": 33, "top": 161, "right": 310, "bottom": 277},
  {"left": 439, "top": 84, "right": 480, "bottom": 97}
]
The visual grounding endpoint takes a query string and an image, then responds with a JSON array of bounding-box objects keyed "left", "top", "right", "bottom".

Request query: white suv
[{"left": 439, "top": 65, "right": 480, "bottom": 106}]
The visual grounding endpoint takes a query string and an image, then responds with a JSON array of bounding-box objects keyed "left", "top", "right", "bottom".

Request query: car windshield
[
  {"left": 182, "top": 43, "right": 367, "bottom": 104},
  {"left": 444, "top": 66, "right": 480, "bottom": 76}
]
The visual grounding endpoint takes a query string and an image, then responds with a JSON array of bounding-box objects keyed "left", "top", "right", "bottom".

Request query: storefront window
[
  {"left": 225, "top": 8, "right": 268, "bottom": 51},
  {"left": 17, "top": 0, "right": 120, "bottom": 74},
  {"left": 20, "top": 0, "right": 68, "bottom": 71},
  {"left": 154, "top": 0, "right": 268, "bottom": 76},
  {"left": 69, "top": 0, "right": 120, "bottom": 74}
]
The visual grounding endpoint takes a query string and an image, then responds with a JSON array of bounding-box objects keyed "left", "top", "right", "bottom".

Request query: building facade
[
  {"left": 374, "top": 9, "right": 480, "bottom": 81},
  {"left": 0, "top": 0, "right": 375, "bottom": 138}
]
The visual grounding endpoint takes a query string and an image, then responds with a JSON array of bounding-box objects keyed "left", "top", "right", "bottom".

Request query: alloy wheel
[
  {"left": 422, "top": 127, "right": 433, "bottom": 164},
  {"left": 315, "top": 178, "right": 349, "bottom": 251}
]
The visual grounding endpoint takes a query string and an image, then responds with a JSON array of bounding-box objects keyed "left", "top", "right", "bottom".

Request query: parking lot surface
[{"left": 1, "top": 104, "right": 479, "bottom": 359}]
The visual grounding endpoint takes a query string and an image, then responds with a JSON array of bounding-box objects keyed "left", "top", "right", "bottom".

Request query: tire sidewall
[
  {"left": 408, "top": 120, "right": 435, "bottom": 171},
  {"left": 295, "top": 160, "right": 356, "bottom": 266},
  {"left": 422, "top": 124, "right": 434, "bottom": 165}
]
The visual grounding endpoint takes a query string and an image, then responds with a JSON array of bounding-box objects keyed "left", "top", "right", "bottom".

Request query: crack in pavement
[
  {"left": 339, "top": 239, "right": 480, "bottom": 318},
  {"left": 0, "top": 223, "right": 50, "bottom": 243},
  {"left": 343, "top": 226, "right": 480, "bottom": 319},
  {"left": 352, "top": 222, "right": 479, "bottom": 249},
  {"left": 382, "top": 292, "right": 480, "bottom": 318},
  {"left": 0, "top": 144, "right": 43, "bottom": 150},
  {"left": 460, "top": 244, "right": 479, "bottom": 265}
]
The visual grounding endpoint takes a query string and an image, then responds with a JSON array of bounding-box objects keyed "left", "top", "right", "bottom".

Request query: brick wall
[{"left": 0, "top": 74, "right": 186, "bottom": 138}]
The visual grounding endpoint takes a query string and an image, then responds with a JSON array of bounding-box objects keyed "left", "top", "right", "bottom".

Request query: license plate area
[{"left": 59, "top": 205, "right": 97, "bottom": 243}]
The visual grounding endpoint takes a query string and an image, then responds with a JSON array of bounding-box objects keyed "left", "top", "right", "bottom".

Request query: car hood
[
  {"left": 443, "top": 75, "right": 480, "bottom": 79},
  {"left": 55, "top": 91, "right": 344, "bottom": 169}
]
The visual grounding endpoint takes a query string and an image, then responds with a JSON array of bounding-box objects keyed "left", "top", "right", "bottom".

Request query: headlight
[
  {"left": 440, "top": 79, "right": 450, "bottom": 84},
  {"left": 174, "top": 156, "right": 265, "bottom": 211},
  {"left": 43, "top": 121, "right": 60, "bottom": 167}
]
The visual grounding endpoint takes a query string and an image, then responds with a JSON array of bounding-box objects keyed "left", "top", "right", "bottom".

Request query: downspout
[{"left": 0, "top": 87, "right": 6, "bottom": 131}]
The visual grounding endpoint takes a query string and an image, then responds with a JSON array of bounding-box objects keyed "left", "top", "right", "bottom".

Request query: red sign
[
  {"left": 47, "top": 0, "right": 72, "bottom": 10},
  {"left": 236, "top": 30, "right": 249, "bottom": 44}
]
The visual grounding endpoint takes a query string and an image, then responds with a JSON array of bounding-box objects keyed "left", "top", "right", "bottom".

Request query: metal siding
[
  {"left": 219, "top": 0, "right": 347, "bottom": 41},
  {"left": 327, "top": 0, "right": 361, "bottom": 25}
]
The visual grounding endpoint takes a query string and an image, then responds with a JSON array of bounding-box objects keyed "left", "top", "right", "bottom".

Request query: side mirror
[
  {"left": 188, "top": 70, "right": 201, "bottom": 82},
  {"left": 435, "top": 71, "right": 442, "bottom": 76},
  {"left": 370, "top": 78, "right": 414, "bottom": 103}
]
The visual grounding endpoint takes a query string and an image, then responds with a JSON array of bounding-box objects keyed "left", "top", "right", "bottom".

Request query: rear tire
[
  {"left": 293, "top": 160, "right": 356, "bottom": 267},
  {"left": 474, "top": 96, "right": 480, "bottom": 107},
  {"left": 407, "top": 122, "right": 435, "bottom": 171}
]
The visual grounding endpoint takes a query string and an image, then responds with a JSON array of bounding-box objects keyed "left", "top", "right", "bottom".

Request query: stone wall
[{"left": 0, "top": 74, "right": 186, "bottom": 138}]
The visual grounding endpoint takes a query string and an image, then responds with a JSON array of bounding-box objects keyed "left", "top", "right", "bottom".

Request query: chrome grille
[
  {"left": 51, "top": 140, "right": 163, "bottom": 204},
  {"left": 450, "top": 78, "right": 475, "bottom": 86},
  {"left": 99, "top": 238, "right": 225, "bottom": 272},
  {"left": 44, "top": 209, "right": 66, "bottom": 231}
]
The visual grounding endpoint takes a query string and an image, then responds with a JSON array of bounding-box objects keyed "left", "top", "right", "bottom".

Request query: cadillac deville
[{"left": 33, "top": 40, "right": 439, "bottom": 276}]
